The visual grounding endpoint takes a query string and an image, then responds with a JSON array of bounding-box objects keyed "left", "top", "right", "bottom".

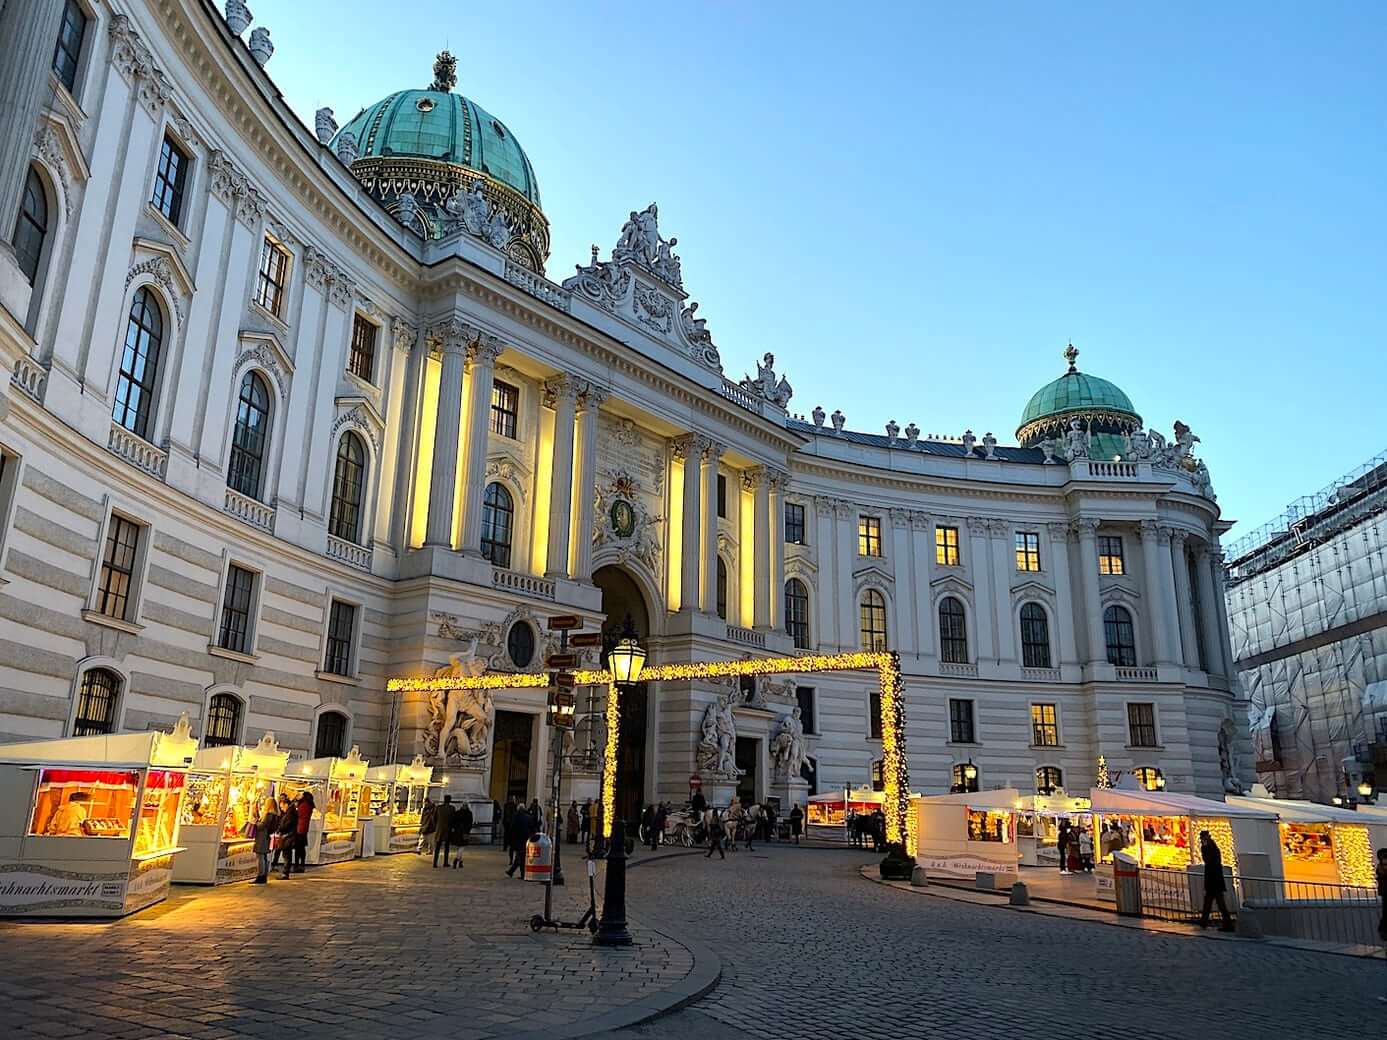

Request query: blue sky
[{"left": 255, "top": 1, "right": 1385, "bottom": 545}]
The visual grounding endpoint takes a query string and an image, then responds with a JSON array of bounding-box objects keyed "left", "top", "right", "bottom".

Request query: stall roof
[
  {"left": 284, "top": 746, "right": 369, "bottom": 782},
  {"left": 366, "top": 755, "right": 433, "bottom": 785},
  {"left": 1225, "top": 795, "right": 1370, "bottom": 825},
  {"left": 0, "top": 717, "right": 198, "bottom": 769},
  {"left": 192, "top": 734, "right": 290, "bottom": 775},
  {"left": 1090, "top": 789, "right": 1276, "bottom": 820},
  {"left": 808, "top": 788, "right": 884, "bottom": 804},
  {"left": 916, "top": 788, "right": 1021, "bottom": 810}
]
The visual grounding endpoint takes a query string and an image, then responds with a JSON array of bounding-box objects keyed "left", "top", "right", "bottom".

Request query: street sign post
[
  {"left": 547, "top": 615, "right": 581, "bottom": 631},
  {"left": 569, "top": 633, "right": 604, "bottom": 648},
  {"left": 546, "top": 653, "right": 579, "bottom": 669}
]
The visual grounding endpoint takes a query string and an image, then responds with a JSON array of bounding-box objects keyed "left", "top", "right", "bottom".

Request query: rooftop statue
[{"left": 740, "top": 353, "right": 793, "bottom": 408}]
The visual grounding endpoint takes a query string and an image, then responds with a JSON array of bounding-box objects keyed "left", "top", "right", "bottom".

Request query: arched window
[
  {"left": 112, "top": 287, "right": 164, "bottom": 440},
  {"left": 1035, "top": 766, "right": 1063, "bottom": 795},
  {"left": 204, "top": 693, "right": 243, "bottom": 748},
  {"left": 1019, "top": 603, "right": 1052, "bottom": 669},
  {"left": 784, "top": 578, "right": 810, "bottom": 649},
  {"left": 480, "top": 482, "right": 513, "bottom": 568},
  {"left": 1103, "top": 605, "right": 1137, "bottom": 667},
  {"left": 329, "top": 432, "right": 367, "bottom": 543},
  {"left": 73, "top": 668, "right": 121, "bottom": 736},
  {"left": 314, "top": 710, "right": 349, "bottom": 759},
  {"left": 939, "top": 597, "right": 968, "bottom": 664},
  {"left": 859, "top": 589, "right": 887, "bottom": 651},
  {"left": 1134, "top": 766, "right": 1165, "bottom": 792},
  {"left": 13, "top": 166, "right": 48, "bottom": 284},
  {"left": 227, "top": 372, "right": 271, "bottom": 499},
  {"left": 715, "top": 557, "right": 728, "bottom": 620}
]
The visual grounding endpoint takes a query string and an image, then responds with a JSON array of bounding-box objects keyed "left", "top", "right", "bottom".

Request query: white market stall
[
  {"left": 0, "top": 716, "right": 198, "bottom": 917},
  {"left": 280, "top": 746, "right": 369, "bottom": 866},
  {"left": 173, "top": 734, "right": 290, "bottom": 885},
  {"left": 1014, "top": 792, "right": 1093, "bottom": 867},
  {"left": 361, "top": 756, "right": 438, "bottom": 854},
  {"left": 913, "top": 789, "right": 1023, "bottom": 877},
  {"left": 806, "top": 787, "right": 885, "bottom": 843},
  {"left": 1227, "top": 788, "right": 1383, "bottom": 888}
]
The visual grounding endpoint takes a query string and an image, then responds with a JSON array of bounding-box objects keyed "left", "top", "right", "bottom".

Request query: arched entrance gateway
[{"left": 592, "top": 566, "right": 651, "bottom": 827}]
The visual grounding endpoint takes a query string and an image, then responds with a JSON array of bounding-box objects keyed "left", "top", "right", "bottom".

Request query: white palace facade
[{"left": 0, "top": 0, "right": 1252, "bottom": 815}]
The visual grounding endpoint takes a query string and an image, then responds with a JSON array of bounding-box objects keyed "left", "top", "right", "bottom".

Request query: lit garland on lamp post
[{"left": 601, "top": 681, "right": 619, "bottom": 840}]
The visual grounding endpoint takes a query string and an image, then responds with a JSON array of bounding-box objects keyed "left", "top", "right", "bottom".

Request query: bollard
[
  {"left": 910, "top": 865, "right": 928, "bottom": 887},
  {"left": 1009, "top": 881, "right": 1030, "bottom": 906}
]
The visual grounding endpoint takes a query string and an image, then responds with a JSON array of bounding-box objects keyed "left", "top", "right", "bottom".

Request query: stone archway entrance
[{"left": 593, "top": 566, "right": 651, "bottom": 825}]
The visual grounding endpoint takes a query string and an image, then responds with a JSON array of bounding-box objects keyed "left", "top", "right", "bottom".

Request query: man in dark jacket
[
  {"left": 417, "top": 797, "right": 437, "bottom": 854},
  {"left": 432, "top": 795, "right": 456, "bottom": 869},
  {"left": 501, "top": 798, "right": 517, "bottom": 853},
  {"left": 505, "top": 805, "right": 531, "bottom": 878},
  {"left": 1199, "top": 829, "right": 1234, "bottom": 931},
  {"left": 449, "top": 802, "right": 473, "bottom": 868}
]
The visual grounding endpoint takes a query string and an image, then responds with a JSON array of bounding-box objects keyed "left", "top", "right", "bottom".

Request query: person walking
[
  {"left": 580, "top": 799, "right": 592, "bottom": 850},
  {"left": 1057, "top": 820, "right": 1072, "bottom": 874},
  {"left": 566, "top": 802, "right": 580, "bottom": 844},
  {"left": 690, "top": 788, "right": 707, "bottom": 817},
  {"left": 417, "top": 796, "right": 437, "bottom": 855},
  {"left": 743, "top": 803, "right": 758, "bottom": 851},
  {"left": 491, "top": 799, "right": 504, "bottom": 846},
  {"left": 705, "top": 809, "right": 726, "bottom": 860},
  {"left": 282, "top": 791, "right": 313, "bottom": 879},
  {"left": 639, "top": 803, "right": 654, "bottom": 848},
  {"left": 449, "top": 798, "right": 471, "bottom": 868},
  {"left": 1375, "top": 847, "right": 1386, "bottom": 945},
  {"left": 271, "top": 793, "right": 294, "bottom": 872},
  {"left": 654, "top": 803, "right": 668, "bottom": 849},
  {"left": 505, "top": 803, "right": 531, "bottom": 878},
  {"left": 252, "top": 796, "right": 277, "bottom": 884},
  {"left": 501, "top": 798, "right": 517, "bottom": 855},
  {"left": 789, "top": 804, "right": 803, "bottom": 845},
  {"left": 1198, "top": 829, "right": 1235, "bottom": 931},
  {"left": 431, "top": 795, "right": 456, "bottom": 869}
]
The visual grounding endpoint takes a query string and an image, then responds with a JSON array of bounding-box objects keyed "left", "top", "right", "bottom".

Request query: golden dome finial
[
  {"left": 430, "top": 51, "right": 457, "bottom": 93},
  {"left": 1063, "top": 342, "right": 1079, "bottom": 373}
]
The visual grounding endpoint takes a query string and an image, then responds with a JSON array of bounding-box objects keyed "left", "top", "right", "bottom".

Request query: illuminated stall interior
[
  {"left": 281, "top": 746, "right": 370, "bottom": 864},
  {"left": 912, "top": 788, "right": 1024, "bottom": 875},
  {"left": 362, "top": 755, "right": 439, "bottom": 853},
  {"left": 1011, "top": 792, "right": 1093, "bottom": 866},
  {"left": 1227, "top": 789, "right": 1382, "bottom": 888},
  {"left": 174, "top": 734, "right": 290, "bottom": 884},
  {"left": 1090, "top": 788, "right": 1277, "bottom": 874}
]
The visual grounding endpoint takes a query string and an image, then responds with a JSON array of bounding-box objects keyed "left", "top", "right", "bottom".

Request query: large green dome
[
  {"left": 336, "top": 89, "right": 540, "bottom": 206},
  {"left": 1016, "top": 346, "right": 1142, "bottom": 453}
]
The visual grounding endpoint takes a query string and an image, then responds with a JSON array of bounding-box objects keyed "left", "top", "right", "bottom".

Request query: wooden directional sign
[
  {"left": 554, "top": 671, "right": 576, "bottom": 690},
  {"left": 569, "top": 632, "right": 604, "bottom": 648},
  {"left": 546, "top": 653, "right": 579, "bottom": 669},
  {"left": 547, "top": 614, "right": 581, "bottom": 631}
]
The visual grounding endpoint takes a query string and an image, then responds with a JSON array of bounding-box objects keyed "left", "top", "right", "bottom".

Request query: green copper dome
[
  {"left": 336, "top": 89, "right": 541, "bottom": 206},
  {"left": 1016, "top": 345, "right": 1142, "bottom": 450}
]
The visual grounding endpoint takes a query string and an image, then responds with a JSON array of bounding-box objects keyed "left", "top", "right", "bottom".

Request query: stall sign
[
  {"left": 0, "top": 863, "right": 127, "bottom": 914},
  {"left": 125, "top": 854, "right": 175, "bottom": 912},
  {"left": 914, "top": 854, "right": 1015, "bottom": 878},
  {"left": 319, "top": 832, "right": 358, "bottom": 864},
  {"left": 388, "top": 828, "right": 420, "bottom": 853},
  {"left": 215, "top": 840, "right": 259, "bottom": 884}
]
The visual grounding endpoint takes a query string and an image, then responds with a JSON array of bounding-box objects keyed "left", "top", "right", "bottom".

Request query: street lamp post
[{"left": 594, "top": 629, "right": 645, "bottom": 948}]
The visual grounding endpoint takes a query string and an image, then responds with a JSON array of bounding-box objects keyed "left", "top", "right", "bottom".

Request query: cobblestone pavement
[
  {"left": 604, "top": 846, "right": 1387, "bottom": 1039},
  {"left": 0, "top": 848, "right": 700, "bottom": 1040}
]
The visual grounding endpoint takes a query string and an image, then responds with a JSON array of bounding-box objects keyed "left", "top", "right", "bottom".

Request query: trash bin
[
  {"left": 1112, "top": 852, "right": 1142, "bottom": 917},
  {"left": 525, "top": 833, "right": 553, "bottom": 883}
]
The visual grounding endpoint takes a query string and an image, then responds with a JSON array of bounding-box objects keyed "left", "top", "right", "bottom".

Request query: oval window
[{"left": 506, "top": 622, "right": 535, "bottom": 669}]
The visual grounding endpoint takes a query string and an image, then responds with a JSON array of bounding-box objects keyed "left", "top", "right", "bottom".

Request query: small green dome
[
  {"left": 336, "top": 89, "right": 540, "bottom": 206},
  {"left": 1016, "top": 345, "right": 1142, "bottom": 449}
]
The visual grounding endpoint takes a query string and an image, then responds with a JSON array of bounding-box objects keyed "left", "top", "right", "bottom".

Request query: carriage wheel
[{"left": 530, "top": 914, "right": 545, "bottom": 932}]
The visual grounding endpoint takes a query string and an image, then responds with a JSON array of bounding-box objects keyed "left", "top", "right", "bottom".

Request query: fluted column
[
  {"left": 769, "top": 471, "right": 787, "bottom": 630},
  {"left": 1047, "top": 523, "right": 1080, "bottom": 666},
  {"left": 1169, "top": 531, "right": 1200, "bottom": 668},
  {"left": 459, "top": 335, "right": 503, "bottom": 555},
  {"left": 673, "top": 434, "right": 705, "bottom": 612},
  {"left": 0, "top": 0, "right": 64, "bottom": 265},
  {"left": 988, "top": 519, "right": 1016, "bottom": 663},
  {"left": 1139, "top": 520, "right": 1175, "bottom": 666},
  {"left": 1074, "top": 518, "right": 1107, "bottom": 667},
  {"left": 700, "top": 442, "right": 723, "bottom": 614},
  {"left": 571, "top": 384, "right": 606, "bottom": 582},
  {"left": 1153, "top": 524, "right": 1184, "bottom": 668},
  {"left": 966, "top": 518, "right": 997, "bottom": 661},
  {"left": 423, "top": 324, "right": 468, "bottom": 547},
  {"left": 1194, "top": 544, "right": 1224, "bottom": 677},
  {"left": 543, "top": 375, "right": 579, "bottom": 578},
  {"left": 748, "top": 468, "right": 773, "bottom": 628}
]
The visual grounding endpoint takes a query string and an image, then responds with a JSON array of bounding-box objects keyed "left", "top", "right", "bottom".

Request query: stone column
[
  {"left": 0, "top": 0, "right": 64, "bottom": 266},
  {"left": 749, "top": 468, "right": 772, "bottom": 629},
  {"left": 769, "top": 471, "right": 787, "bottom": 630},
  {"left": 1194, "top": 544, "right": 1225, "bottom": 677},
  {"left": 387, "top": 321, "right": 424, "bottom": 553},
  {"left": 423, "top": 323, "right": 468, "bottom": 547},
  {"left": 543, "top": 374, "right": 579, "bottom": 578},
  {"left": 1153, "top": 524, "right": 1184, "bottom": 667},
  {"left": 835, "top": 500, "right": 856, "bottom": 649},
  {"left": 673, "top": 434, "right": 704, "bottom": 612},
  {"left": 571, "top": 384, "right": 606, "bottom": 582},
  {"left": 988, "top": 519, "right": 1016, "bottom": 663},
  {"left": 814, "top": 497, "right": 840, "bottom": 647},
  {"left": 1074, "top": 518, "right": 1108, "bottom": 667},
  {"left": 1139, "top": 520, "right": 1175, "bottom": 666},
  {"left": 458, "top": 335, "right": 502, "bottom": 555},
  {"left": 700, "top": 442, "right": 723, "bottom": 614},
  {"left": 966, "top": 518, "right": 997, "bottom": 661},
  {"left": 911, "top": 513, "right": 936, "bottom": 659},
  {"left": 1048, "top": 523, "right": 1080, "bottom": 666},
  {"left": 1210, "top": 549, "right": 1238, "bottom": 679},
  {"left": 1169, "top": 531, "right": 1200, "bottom": 668}
]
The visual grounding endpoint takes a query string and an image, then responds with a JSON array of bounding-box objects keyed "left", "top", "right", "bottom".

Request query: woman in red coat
[{"left": 282, "top": 791, "right": 314, "bottom": 878}]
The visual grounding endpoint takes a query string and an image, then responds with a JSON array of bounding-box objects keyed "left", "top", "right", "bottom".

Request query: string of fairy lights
[{"left": 386, "top": 650, "right": 913, "bottom": 846}]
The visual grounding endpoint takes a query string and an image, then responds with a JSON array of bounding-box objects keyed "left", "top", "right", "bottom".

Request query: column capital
[
  {"left": 1073, "top": 516, "right": 1102, "bottom": 538},
  {"left": 1047, "top": 521, "right": 1071, "bottom": 543},
  {"left": 1155, "top": 523, "right": 1174, "bottom": 546},
  {"left": 910, "top": 510, "right": 932, "bottom": 532},
  {"left": 986, "top": 518, "right": 1010, "bottom": 538},
  {"left": 702, "top": 439, "right": 726, "bottom": 463},
  {"left": 1168, "top": 527, "right": 1190, "bottom": 548},
  {"left": 392, "top": 318, "right": 419, "bottom": 354},
  {"left": 426, "top": 317, "right": 473, "bottom": 356},
  {"left": 542, "top": 373, "right": 581, "bottom": 408},
  {"left": 670, "top": 432, "right": 709, "bottom": 462},
  {"left": 109, "top": 14, "right": 171, "bottom": 114},
  {"left": 889, "top": 507, "right": 912, "bottom": 530},
  {"left": 576, "top": 381, "right": 610, "bottom": 411},
  {"left": 1139, "top": 518, "right": 1160, "bottom": 541},
  {"left": 469, "top": 333, "right": 504, "bottom": 365},
  {"left": 741, "top": 466, "right": 772, "bottom": 491},
  {"left": 965, "top": 516, "right": 990, "bottom": 536}
]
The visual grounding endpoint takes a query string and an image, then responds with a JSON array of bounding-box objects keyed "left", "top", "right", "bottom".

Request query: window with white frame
[
  {"left": 859, "top": 589, "right": 887, "bottom": 651},
  {"left": 13, "top": 166, "right": 49, "bottom": 286},
  {"left": 314, "top": 710, "right": 349, "bottom": 758},
  {"left": 112, "top": 287, "right": 164, "bottom": 441},
  {"left": 94, "top": 514, "right": 144, "bottom": 622},
  {"left": 203, "top": 693, "right": 243, "bottom": 748},
  {"left": 1031, "top": 704, "right": 1059, "bottom": 747},
  {"left": 73, "top": 668, "right": 120, "bottom": 735},
  {"left": 348, "top": 313, "right": 377, "bottom": 383},
  {"left": 1015, "top": 531, "right": 1040, "bottom": 572},
  {"left": 785, "top": 502, "right": 806, "bottom": 545},
  {"left": 150, "top": 133, "right": 191, "bottom": 227},
  {"left": 52, "top": 1, "right": 88, "bottom": 94},
  {"left": 1127, "top": 703, "right": 1158, "bottom": 748},
  {"left": 216, "top": 564, "right": 257, "bottom": 655},
  {"left": 254, "top": 236, "right": 290, "bottom": 318},
  {"left": 322, "top": 600, "right": 357, "bottom": 677},
  {"left": 858, "top": 515, "right": 882, "bottom": 557},
  {"left": 784, "top": 578, "right": 809, "bottom": 649}
]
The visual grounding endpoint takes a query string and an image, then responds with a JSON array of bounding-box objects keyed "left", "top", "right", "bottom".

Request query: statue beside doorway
[
  {"left": 770, "top": 707, "right": 807, "bottom": 780},
  {"left": 420, "top": 644, "right": 495, "bottom": 764},
  {"left": 697, "top": 692, "right": 741, "bottom": 778}
]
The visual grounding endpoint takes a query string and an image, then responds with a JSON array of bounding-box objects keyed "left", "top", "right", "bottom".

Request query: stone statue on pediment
[
  {"left": 740, "top": 353, "right": 793, "bottom": 408},
  {"left": 1063, "top": 418, "right": 1090, "bottom": 461}
]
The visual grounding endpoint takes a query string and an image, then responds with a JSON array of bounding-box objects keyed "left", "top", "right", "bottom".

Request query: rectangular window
[
  {"left": 716, "top": 474, "right": 727, "bottom": 519},
  {"left": 858, "top": 515, "right": 882, "bottom": 557},
  {"left": 1015, "top": 531, "right": 1040, "bottom": 572},
  {"left": 785, "top": 502, "right": 805, "bottom": 545},
  {"left": 936, "top": 525, "right": 960, "bottom": 566},
  {"left": 0, "top": 449, "right": 17, "bottom": 558},
  {"left": 254, "top": 237, "right": 290, "bottom": 317},
  {"left": 96, "top": 515, "right": 142, "bottom": 621},
  {"left": 323, "top": 600, "right": 357, "bottom": 677},
  {"left": 1127, "top": 703, "right": 1158, "bottom": 747},
  {"left": 869, "top": 690, "right": 882, "bottom": 740},
  {"left": 796, "top": 686, "right": 816, "bottom": 735},
  {"left": 949, "top": 698, "right": 975, "bottom": 744},
  {"left": 1031, "top": 704, "right": 1059, "bottom": 747},
  {"left": 52, "top": 0, "right": 88, "bottom": 93},
  {"left": 217, "top": 565, "right": 256, "bottom": 655},
  {"left": 348, "top": 314, "right": 377, "bottom": 383},
  {"left": 1099, "top": 535, "right": 1125, "bottom": 576},
  {"left": 490, "top": 380, "right": 518, "bottom": 438},
  {"left": 150, "top": 134, "right": 190, "bottom": 227}
]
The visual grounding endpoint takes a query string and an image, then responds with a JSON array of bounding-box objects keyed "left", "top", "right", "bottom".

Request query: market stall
[
  {"left": 806, "top": 787, "right": 885, "bottom": 843},
  {"left": 1227, "top": 788, "right": 1384, "bottom": 888},
  {"left": 1014, "top": 792, "right": 1093, "bottom": 867},
  {"left": 913, "top": 789, "right": 1023, "bottom": 877},
  {"left": 0, "top": 716, "right": 198, "bottom": 917},
  {"left": 173, "top": 733, "right": 289, "bottom": 885},
  {"left": 362, "top": 756, "right": 438, "bottom": 854},
  {"left": 279, "top": 746, "right": 369, "bottom": 866}
]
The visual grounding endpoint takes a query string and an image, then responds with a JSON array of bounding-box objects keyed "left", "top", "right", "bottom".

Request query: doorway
[
  {"left": 736, "top": 737, "right": 759, "bottom": 805},
  {"left": 593, "top": 565, "right": 651, "bottom": 826},
  {"left": 489, "top": 710, "right": 533, "bottom": 804}
]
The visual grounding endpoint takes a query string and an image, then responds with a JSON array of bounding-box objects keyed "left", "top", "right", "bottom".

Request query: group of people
[
  {"left": 247, "top": 790, "right": 314, "bottom": 883},
  {"left": 562, "top": 799, "right": 601, "bottom": 849},
  {"left": 697, "top": 795, "right": 804, "bottom": 859},
  {"left": 418, "top": 795, "right": 474, "bottom": 868},
  {"left": 498, "top": 796, "right": 543, "bottom": 877},
  {"left": 1055, "top": 819, "right": 1097, "bottom": 874}
]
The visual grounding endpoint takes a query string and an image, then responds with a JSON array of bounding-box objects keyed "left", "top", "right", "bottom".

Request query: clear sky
[{"left": 254, "top": 0, "right": 1386, "bottom": 547}]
